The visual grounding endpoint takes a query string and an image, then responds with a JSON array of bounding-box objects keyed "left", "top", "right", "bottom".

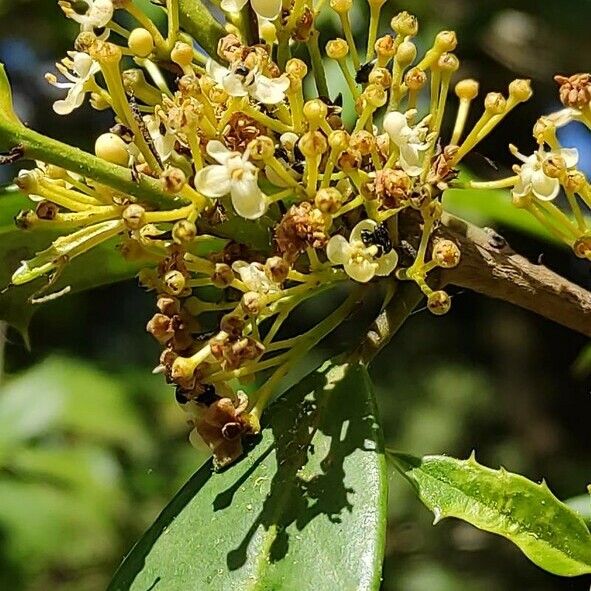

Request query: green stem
[
  {"left": 178, "top": 0, "right": 226, "bottom": 59},
  {"left": 0, "top": 120, "right": 184, "bottom": 209},
  {"left": 352, "top": 281, "right": 423, "bottom": 366},
  {"left": 308, "top": 29, "right": 329, "bottom": 98}
]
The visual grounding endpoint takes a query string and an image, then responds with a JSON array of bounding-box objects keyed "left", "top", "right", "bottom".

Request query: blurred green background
[{"left": 0, "top": 0, "right": 590, "bottom": 589}]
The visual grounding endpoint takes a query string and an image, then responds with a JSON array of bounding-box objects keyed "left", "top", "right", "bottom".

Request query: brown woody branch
[{"left": 402, "top": 211, "right": 591, "bottom": 337}]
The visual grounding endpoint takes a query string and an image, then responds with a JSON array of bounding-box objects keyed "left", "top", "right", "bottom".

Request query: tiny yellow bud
[
  {"left": 434, "top": 30, "right": 457, "bottom": 53},
  {"left": 164, "top": 270, "right": 187, "bottom": 296},
  {"left": 375, "top": 35, "right": 397, "bottom": 60},
  {"left": 328, "top": 129, "right": 350, "bottom": 152},
  {"left": 427, "top": 290, "right": 452, "bottom": 315},
  {"left": 285, "top": 58, "right": 307, "bottom": 79},
  {"left": 248, "top": 136, "right": 275, "bottom": 160},
  {"left": 542, "top": 155, "right": 566, "bottom": 179},
  {"left": 171, "top": 42, "right": 193, "bottom": 67},
  {"left": 259, "top": 20, "right": 277, "bottom": 45},
  {"left": 396, "top": 41, "right": 417, "bottom": 67},
  {"left": 94, "top": 133, "right": 129, "bottom": 166},
  {"left": 368, "top": 67, "right": 391, "bottom": 88},
  {"left": 455, "top": 79, "right": 479, "bottom": 101},
  {"left": 212, "top": 263, "right": 235, "bottom": 288},
  {"left": 329, "top": 0, "right": 352, "bottom": 14},
  {"left": 314, "top": 187, "right": 343, "bottom": 214},
  {"left": 122, "top": 204, "right": 146, "bottom": 230},
  {"left": 161, "top": 167, "right": 187, "bottom": 194},
  {"left": 405, "top": 67, "right": 427, "bottom": 91},
  {"left": 265, "top": 256, "right": 290, "bottom": 283},
  {"left": 563, "top": 170, "right": 586, "bottom": 193},
  {"left": 573, "top": 235, "right": 591, "bottom": 259},
  {"left": 128, "top": 28, "right": 154, "bottom": 58},
  {"left": 364, "top": 84, "right": 387, "bottom": 108},
  {"left": 326, "top": 38, "right": 349, "bottom": 60},
  {"left": 432, "top": 239, "right": 461, "bottom": 268},
  {"left": 172, "top": 220, "right": 197, "bottom": 244},
  {"left": 484, "top": 92, "right": 507, "bottom": 114},
  {"left": 241, "top": 292, "right": 263, "bottom": 316},
  {"left": 509, "top": 78, "right": 533, "bottom": 102},
  {"left": 438, "top": 52, "right": 459, "bottom": 73},
  {"left": 303, "top": 99, "right": 328, "bottom": 123},
  {"left": 391, "top": 11, "right": 418, "bottom": 37},
  {"left": 298, "top": 131, "right": 328, "bottom": 158}
]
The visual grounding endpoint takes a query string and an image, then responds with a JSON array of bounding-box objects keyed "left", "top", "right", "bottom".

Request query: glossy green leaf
[
  {"left": 391, "top": 453, "right": 591, "bottom": 577},
  {"left": 109, "top": 359, "right": 387, "bottom": 591}
]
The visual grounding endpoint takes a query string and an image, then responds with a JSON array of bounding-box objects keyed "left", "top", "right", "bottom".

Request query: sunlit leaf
[
  {"left": 391, "top": 453, "right": 591, "bottom": 577},
  {"left": 109, "top": 359, "right": 387, "bottom": 591}
]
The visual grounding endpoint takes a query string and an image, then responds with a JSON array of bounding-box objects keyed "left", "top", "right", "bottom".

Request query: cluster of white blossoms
[{"left": 4, "top": 0, "right": 589, "bottom": 466}]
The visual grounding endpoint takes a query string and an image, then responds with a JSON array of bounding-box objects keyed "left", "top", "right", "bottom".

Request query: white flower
[
  {"left": 512, "top": 146, "right": 579, "bottom": 201},
  {"left": 59, "top": 0, "right": 114, "bottom": 31},
  {"left": 383, "top": 111, "right": 431, "bottom": 177},
  {"left": 206, "top": 60, "right": 290, "bottom": 105},
  {"left": 145, "top": 115, "right": 176, "bottom": 162},
  {"left": 219, "top": 0, "right": 282, "bottom": 20},
  {"left": 327, "top": 220, "right": 399, "bottom": 283},
  {"left": 232, "top": 261, "right": 279, "bottom": 294},
  {"left": 47, "top": 52, "right": 100, "bottom": 115},
  {"left": 194, "top": 141, "right": 268, "bottom": 220}
]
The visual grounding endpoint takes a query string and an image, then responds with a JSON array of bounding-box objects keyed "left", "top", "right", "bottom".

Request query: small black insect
[
  {"left": 360, "top": 223, "right": 393, "bottom": 258},
  {"left": 196, "top": 384, "right": 220, "bottom": 407},
  {"left": 175, "top": 386, "right": 190, "bottom": 405},
  {"left": 355, "top": 60, "right": 377, "bottom": 84}
]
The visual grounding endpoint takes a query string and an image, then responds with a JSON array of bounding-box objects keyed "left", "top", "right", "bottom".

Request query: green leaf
[
  {"left": 179, "top": 0, "right": 226, "bottom": 59},
  {"left": 443, "top": 186, "right": 557, "bottom": 242},
  {"left": 109, "top": 359, "right": 387, "bottom": 591},
  {"left": 391, "top": 453, "right": 591, "bottom": 577}
]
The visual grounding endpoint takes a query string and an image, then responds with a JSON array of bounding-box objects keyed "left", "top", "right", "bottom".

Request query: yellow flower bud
[
  {"left": 432, "top": 239, "right": 461, "bottom": 268},
  {"left": 94, "top": 132, "right": 129, "bottom": 166},
  {"left": 164, "top": 270, "right": 187, "bottom": 296},
  {"left": 328, "top": 129, "right": 350, "bottom": 152},
  {"left": 329, "top": 0, "right": 352, "bottom": 14},
  {"left": 455, "top": 79, "right": 479, "bottom": 101},
  {"left": 248, "top": 136, "right": 275, "bottom": 160},
  {"left": 427, "top": 290, "right": 452, "bottom": 315},
  {"left": 405, "top": 67, "right": 427, "bottom": 91},
  {"left": 303, "top": 99, "right": 328, "bottom": 123},
  {"left": 396, "top": 41, "right": 417, "bottom": 67},
  {"left": 391, "top": 11, "right": 418, "bottom": 37},
  {"left": 122, "top": 204, "right": 146, "bottom": 230},
  {"left": 265, "top": 256, "right": 290, "bottom": 283},
  {"left": 314, "top": 187, "right": 343, "bottom": 214},
  {"left": 484, "top": 92, "right": 507, "bottom": 114},
  {"left": 508, "top": 78, "right": 533, "bottom": 103},
  {"left": 375, "top": 35, "right": 397, "bottom": 60},
  {"left": 128, "top": 28, "right": 154, "bottom": 58},
  {"left": 298, "top": 131, "right": 328, "bottom": 157},
  {"left": 434, "top": 30, "right": 457, "bottom": 53},
  {"left": 326, "top": 38, "right": 349, "bottom": 60},
  {"left": 368, "top": 67, "right": 391, "bottom": 88},
  {"left": 285, "top": 58, "right": 307, "bottom": 79},
  {"left": 161, "top": 167, "right": 187, "bottom": 194},
  {"left": 172, "top": 220, "right": 197, "bottom": 244},
  {"left": 171, "top": 42, "right": 193, "bottom": 67}
]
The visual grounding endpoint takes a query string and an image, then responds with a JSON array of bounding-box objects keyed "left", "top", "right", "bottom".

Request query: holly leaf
[
  {"left": 391, "top": 452, "right": 591, "bottom": 577},
  {"left": 108, "top": 359, "right": 388, "bottom": 591}
]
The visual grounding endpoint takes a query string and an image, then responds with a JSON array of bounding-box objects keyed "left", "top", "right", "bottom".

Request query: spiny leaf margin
[{"left": 391, "top": 452, "right": 591, "bottom": 577}]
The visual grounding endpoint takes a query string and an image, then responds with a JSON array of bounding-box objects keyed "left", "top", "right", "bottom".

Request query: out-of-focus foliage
[{"left": 0, "top": 1, "right": 590, "bottom": 590}]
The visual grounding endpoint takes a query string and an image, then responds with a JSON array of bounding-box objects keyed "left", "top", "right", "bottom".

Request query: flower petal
[
  {"left": 251, "top": 0, "right": 282, "bottom": 19},
  {"left": 206, "top": 140, "right": 236, "bottom": 165},
  {"left": 383, "top": 111, "right": 408, "bottom": 141},
  {"left": 194, "top": 165, "right": 232, "bottom": 198},
  {"left": 222, "top": 73, "right": 249, "bottom": 97},
  {"left": 375, "top": 250, "right": 399, "bottom": 276},
  {"left": 250, "top": 75, "right": 290, "bottom": 105},
  {"left": 206, "top": 60, "right": 230, "bottom": 86},
  {"left": 558, "top": 148, "right": 579, "bottom": 169},
  {"left": 344, "top": 258, "right": 376, "bottom": 283},
  {"left": 350, "top": 219, "right": 377, "bottom": 243},
  {"left": 220, "top": 0, "right": 248, "bottom": 11},
  {"left": 531, "top": 170, "right": 560, "bottom": 201},
  {"left": 231, "top": 177, "right": 268, "bottom": 219},
  {"left": 326, "top": 235, "right": 351, "bottom": 265}
]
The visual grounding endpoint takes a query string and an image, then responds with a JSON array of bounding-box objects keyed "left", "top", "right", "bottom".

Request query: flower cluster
[{"left": 4, "top": 0, "right": 589, "bottom": 467}]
